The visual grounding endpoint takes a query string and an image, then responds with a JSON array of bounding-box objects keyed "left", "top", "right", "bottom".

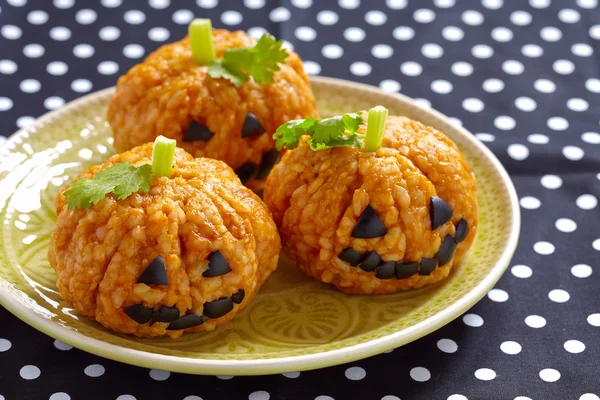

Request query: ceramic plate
[{"left": 0, "top": 76, "right": 520, "bottom": 375}]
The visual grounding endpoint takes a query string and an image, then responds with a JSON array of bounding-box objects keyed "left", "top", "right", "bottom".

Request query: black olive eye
[
  {"left": 203, "top": 251, "right": 232, "bottom": 277},
  {"left": 137, "top": 256, "right": 168, "bottom": 285},
  {"left": 351, "top": 204, "right": 387, "bottom": 239},
  {"left": 241, "top": 113, "right": 266, "bottom": 138},
  {"left": 430, "top": 196, "right": 453, "bottom": 230},
  {"left": 183, "top": 120, "right": 214, "bottom": 142}
]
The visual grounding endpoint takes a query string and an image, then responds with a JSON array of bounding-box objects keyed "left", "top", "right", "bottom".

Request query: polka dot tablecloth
[{"left": 0, "top": 0, "right": 599, "bottom": 399}]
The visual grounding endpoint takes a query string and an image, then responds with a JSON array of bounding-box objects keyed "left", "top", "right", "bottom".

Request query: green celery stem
[
  {"left": 189, "top": 18, "right": 216, "bottom": 65},
  {"left": 363, "top": 106, "right": 389, "bottom": 152},
  {"left": 152, "top": 135, "right": 177, "bottom": 178}
]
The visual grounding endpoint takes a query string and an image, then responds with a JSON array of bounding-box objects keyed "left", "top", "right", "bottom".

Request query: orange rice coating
[
  {"left": 107, "top": 29, "right": 319, "bottom": 191},
  {"left": 48, "top": 143, "right": 281, "bottom": 338},
  {"left": 264, "top": 115, "right": 478, "bottom": 294}
]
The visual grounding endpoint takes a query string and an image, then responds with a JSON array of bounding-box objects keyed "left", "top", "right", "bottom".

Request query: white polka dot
[
  {"left": 520, "top": 196, "right": 541, "bottom": 209},
  {"left": 463, "top": 313, "right": 483, "bottom": 327},
  {"left": 494, "top": 115, "right": 516, "bottom": 130},
  {"left": 97, "top": 61, "right": 119, "bottom": 75},
  {"left": 434, "top": 0, "right": 455, "bottom": 6},
  {"left": 436, "top": 338, "right": 458, "bottom": 353},
  {"left": 149, "top": 0, "right": 170, "bottom": 9},
  {"left": 512, "top": 265, "right": 533, "bottom": 278},
  {"left": 123, "top": 44, "right": 144, "bottom": 59},
  {"left": 345, "top": 366, "right": 366, "bottom": 380},
  {"left": 589, "top": 313, "right": 600, "bottom": 326},
  {"left": 49, "top": 393, "right": 70, "bottom": 400},
  {"left": 372, "top": 44, "right": 393, "bottom": 58},
  {"left": 221, "top": 10, "right": 242, "bottom": 25},
  {"left": 0, "top": 59, "right": 17, "bottom": 74},
  {"left": 386, "top": 0, "right": 407, "bottom": 8},
  {"left": 19, "top": 79, "right": 41, "bottom": 93},
  {"left": 99, "top": 26, "right": 120, "bottom": 41},
  {"left": 534, "top": 78, "right": 556, "bottom": 93},
  {"left": 563, "top": 145, "right": 584, "bottom": 160},
  {"left": 124, "top": 9, "right": 145, "bottom": 24},
  {"left": 71, "top": 79, "right": 92, "bottom": 93},
  {"left": 116, "top": 396, "right": 136, "bottom": 400},
  {"left": 216, "top": 375, "right": 233, "bottom": 380},
  {"left": 488, "top": 288, "right": 509, "bottom": 302},
  {"left": 291, "top": 0, "right": 312, "bottom": 7},
  {"left": 482, "top": 0, "right": 503, "bottom": 9},
  {"left": 475, "top": 368, "right": 496, "bottom": 381},
  {"left": 503, "top": 60, "right": 524, "bottom": 75},
  {"left": 27, "top": 10, "right": 49, "bottom": 25},
  {"left": 44, "top": 96, "right": 64, "bottom": 110},
  {"left": 514, "top": 97, "right": 537, "bottom": 112},
  {"left": 381, "top": 396, "right": 400, "bottom": 400},
  {"left": 322, "top": 44, "right": 343, "bottom": 59},
  {"left": 410, "top": 367, "right": 431, "bottom": 382},
  {"left": 1, "top": 24, "right": 22, "bottom": 40},
  {"left": 172, "top": 9, "right": 193, "bottom": 24},
  {"left": 511, "top": 10, "right": 532, "bottom": 25},
  {"left": 500, "top": 341, "right": 522, "bottom": 355},
  {"left": 482, "top": 78, "right": 504, "bottom": 93},
  {"left": 515, "top": 398, "right": 533, "bottom": 400},
  {"left": 447, "top": 396, "right": 468, "bottom": 400},
  {"left": 534, "top": 241, "right": 555, "bottom": 255},
  {"left": 248, "top": 391, "right": 270, "bottom": 400},
  {"left": 339, "top": 0, "right": 359, "bottom": 8},
  {"left": 350, "top": 62, "right": 371, "bottom": 76},
  {"left": 23, "top": 43, "right": 45, "bottom": 58},
  {"left": 15, "top": 115, "right": 32, "bottom": 128},
  {"left": 528, "top": 134, "right": 549, "bottom": 144},
  {"left": 451, "top": 61, "right": 473, "bottom": 76},
  {"left": 559, "top": 8, "right": 580, "bottom": 23},
  {"left": 567, "top": 98, "right": 588, "bottom": 111},
  {"left": 84, "top": 364, "right": 105, "bottom": 377},
  {"left": 462, "top": 98, "right": 484, "bottom": 112},
  {"left": 586, "top": 78, "right": 600, "bottom": 93},
  {"left": 530, "top": 0, "right": 550, "bottom": 8},
  {"left": 393, "top": 26, "right": 414, "bottom": 41},
  {"left": 462, "top": 10, "right": 484, "bottom": 25},
  {"left": 7, "top": 0, "right": 26, "bottom": 6},
  {"left": 0, "top": 338, "right": 11, "bottom": 352},
  {"left": 282, "top": 372, "right": 300, "bottom": 378},
  {"left": 556, "top": 218, "right": 577, "bottom": 233},
  {"left": 53, "top": 340, "right": 72, "bottom": 350},
  {"left": 576, "top": 194, "right": 597, "bottom": 210},
  {"left": 295, "top": 26, "right": 316, "bottom": 41},
  {"left": 541, "top": 26, "right": 562, "bottom": 42},
  {"left": 578, "top": 0, "right": 598, "bottom": 7},
  {"left": 303, "top": 61, "right": 321, "bottom": 75},
  {"left": 379, "top": 79, "right": 400, "bottom": 93},
  {"left": 571, "top": 264, "right": 592, "bottom": 278},
  {"left": 54, "top": 0, "right": 74, "bottom": 8},
  {"left": 431, "top": 79, "right": 453, "bottom": 94},
  {"left": 148, "top": 27, "right": 170, "bottom": 42},
  {"left": 472, "top": 44, "right": 493, "bottom": 58},
  {"left": 315, "top": 397, "right": 335, "bottom": 400},
  {"left": 590, "top": 25, "right": 600, "bottom": 39},
  {"left": 269, "top": 7, "right": 290, "bottom": 22},
  {"left": 448, "top": 117, "right": 463, "bottom": 127},
  {"left": 149, "top": 369, "right": 170, "bottom": 381},
  {"left": 47, "top": 61, "right": 68, "bottom": 76},
  {"left": 415, "top": 98, "right": 432, "bottom": 108},
  {"left": 548, "top": 116, "right": 569, "bottom": 131},
  {"left": 76, "top": 9, "right": 97, "bottom": 24},
  {"left": 0, "top": 97, "right": 13, "bottom": 111},
  {"left": 541, "top": 174, "right": 562, "bottom": 189},
  {"left": 522, "top": 43, "right": 543, "bottom": 58},
  {"left": 595, "top": 238, "right": 600, "bottom": 250},
  {"left": 50, "top": 26, "right": 71, "bottom": 41},
  {"left": 344, "top": 27, "right": 366, "bottom": 42},
  {"left": 525, "top": 315, "right": 546, "bottom": 328},
  {"left": 492, "top": 27, "right": 513, "bottom": 42},
  {"left": 580, "top": 395, "right": 600, "bottom": 400},
  {"left": 365, "top": 10, "right": 387, "bottom": 25},
  {"left": 564, "top": 339, "right": 585, "bottom": 353},
  {"left": 401, "top": 61, "right": 422, "bottom": 76},
  {"left": 317, "top": 10, "right": 339, "bottom": 25},
  {"left": 572, "top": 43, "right": 594, "bottom": 57},
  {"left": 442, "top": 26, "right": 464, "bottom": 41},
  {"left": 414, "top": 8, "right": 436, "bottom": 23},
  {"left": 244, "top": 0, "right": 264, "bottom": 8},
  {"left": 247, "top": 27, "right": 268, "bottom": 40},
  {"left": 182, "top": 397, "right": 202, "bottom": 400},
  {"left": 539, "top": 368, "right": 560, "bottom": 382},
  {"left": 20, "top": 365, "right": 41, "bottom": 380},
  {"left": 197, "top": 0, "right": 218, "bottom": 8},
  {"left": 553, "top": 59, "right": 575, "bottom": 75},
  {"left": 73, "top": 44, "right": 94, "bottom": 58}
]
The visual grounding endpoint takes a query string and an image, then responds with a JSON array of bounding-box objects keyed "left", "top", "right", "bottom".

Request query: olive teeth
[
  {"left": 375, "top": 262, "right": 396, "bottom": 279},
  {"left": 455, "top": 218, "right": 469, "bottom": 243},
  {"left": 183, "top": 120, "right": 214, "bottom": 142},
  {"left": 235, "top": 162, "right": 258, "bottom": 183},
  {"left": 430, "top": 196, "right": 453, "bottom": 230},
  {"left": 124, "top": 304, "right": 154, "bottom": 324},
  {"left": 203, "top": 298, "right": 234, "bottom": 319},
  {"left": 203, "top": 250, "right": 232, "bottom": 277},
  {"left": 351, "top": 204, "right": 387, "bottom": 239},
  {"left": 360, "top": 251, "right": 382, "bottom": 271},
  {"left": 435, "top": 235, "right": 457, "bottom": 266},
  {"left": 338, "top": 247, "right": 363, "bottom": 266},
  {"left": 255, "top": 150, "right": 280, "bottom": 180},
  {"left": 167, "top": 314, "right": 206, "bottom": 330},
  {"left": 231, "top": 289, "right": 245, "bottom": 304},
  {"left": 419, "top": 258, "right": 438, "bottom": 276},
  {"left": 137, "top": 256, "right": 168, "bottom": 286},
  {"left": 241, "top": 113, "right": 266, "bottom": 138},
  {"left": 395, "top": 262, "right": 419, "bottom": 279},
  {"left": 149, "top": 305, "right": 180, "bottom": 325}
]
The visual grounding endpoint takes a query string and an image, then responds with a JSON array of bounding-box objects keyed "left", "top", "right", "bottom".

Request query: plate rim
[{"left": 0, "top": 76, "right": 521, "bottom": 375}]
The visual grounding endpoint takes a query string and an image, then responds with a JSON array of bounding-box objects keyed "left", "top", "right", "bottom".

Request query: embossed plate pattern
[{"left": 0, "top": 77, "right": 520, "bottom": 375}]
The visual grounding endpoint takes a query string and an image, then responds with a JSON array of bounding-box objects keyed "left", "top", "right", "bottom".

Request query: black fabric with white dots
[{"left": 1, "top": 0, "right": 599, "bottom": 399}]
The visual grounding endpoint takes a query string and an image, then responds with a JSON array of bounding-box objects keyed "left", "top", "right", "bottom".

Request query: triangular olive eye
[
  {"left": 203, "top": 251, "right": 232, "bottom": 277},
  {"left": 183, "top": 120, "right": 214, "bottom": 142},
  {"left": 241, "top": 113, "right": 266, "bottom": 138},
  {"left": 430, "top": 196, "right": 453, "bottom": 230},
  {"left": 137, "top": 256, "right": 168, "bottom": 285},
  {"left": 351, "top": 204, "right": 387, "bottom": 239},
  {"left": 231, "top": 289, "right": 245, "bottom": 304}
]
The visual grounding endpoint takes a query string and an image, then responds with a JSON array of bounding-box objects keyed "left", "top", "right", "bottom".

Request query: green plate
[{"left": 0, "top": 76, "right": 520, "bottom": 375}]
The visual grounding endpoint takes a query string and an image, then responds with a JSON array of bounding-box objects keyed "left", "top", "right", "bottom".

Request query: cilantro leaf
[
  {"left": 274, "top": 112, "right": 363, "bottom": 151},
  {"left": 64, "top": 163, "right": 153, "bottom": 210},
  {"left": 207, "top": 34, "right": 289, "bottom": 87}
]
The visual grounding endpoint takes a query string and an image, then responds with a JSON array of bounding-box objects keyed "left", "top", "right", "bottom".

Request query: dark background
[{"left": 0, "top": 0, "right": 599, "bottom": 399}]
